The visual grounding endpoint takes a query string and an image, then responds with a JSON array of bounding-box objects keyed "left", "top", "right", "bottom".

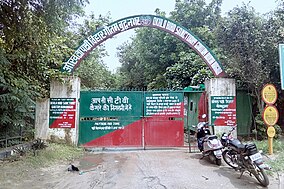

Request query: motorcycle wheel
[
  {"left": 222, "top": 149, "right": 238, "bottom": 169},
  {"left": 251, "top": 163, "right": 269, "bottom": 187}
]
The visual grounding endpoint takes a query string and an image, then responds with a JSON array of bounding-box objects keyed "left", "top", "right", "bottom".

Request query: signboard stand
[{"left": 261, "top": 84, "right": 278, "bottom": 155}]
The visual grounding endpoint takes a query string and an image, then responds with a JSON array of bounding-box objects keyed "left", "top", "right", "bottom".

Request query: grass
[
  {"left": 254, "top": 139, "right": 284, "bottom": 173},
  {"left": 4, "top": 142, "right": 85, "bottom": 169},
  {"left": 0, "top": 142, "right": 84, "bottom": 187}
]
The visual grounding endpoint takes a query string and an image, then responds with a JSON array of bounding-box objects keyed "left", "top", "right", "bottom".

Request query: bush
[{"left": 252, "top": 114, "right": 282, "bottom": 140}]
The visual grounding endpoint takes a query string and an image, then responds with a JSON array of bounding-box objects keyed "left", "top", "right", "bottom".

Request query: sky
[{"left": 84, "top": 0, "right": 278, "bottom": 73}]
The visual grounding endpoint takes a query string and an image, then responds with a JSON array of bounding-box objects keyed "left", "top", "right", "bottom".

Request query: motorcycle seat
[{"left": 230, "top": 139, "right": 245, "bottom": 149}]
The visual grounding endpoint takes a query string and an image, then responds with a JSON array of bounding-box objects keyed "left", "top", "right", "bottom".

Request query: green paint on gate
[
  {"left": 61, "top": 15, "right": 225, "bottom": 77},
  {"left": 79, "top": 91, "right": 143, "bottom": 145},
  {"left": 80, "top": 91, "right": 142, "bottom": 117}
]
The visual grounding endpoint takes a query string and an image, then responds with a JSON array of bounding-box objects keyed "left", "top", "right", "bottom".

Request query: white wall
[{"left": 35, "top": 98, "right": 49, "bottom": 139}]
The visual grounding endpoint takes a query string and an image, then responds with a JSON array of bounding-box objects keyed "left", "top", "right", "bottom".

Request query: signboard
[
  {"left": 49, "top": 98, "right": 76, "bottom": 128},
  {"left": 267, "top": 126, "right": 276, "bottom": 138},
  {"left": 211, "top": 96, "right": 236, "bottom": 126},
  {"left": 79, "top": 91, "right": 143, "bottom": 132},
  {"left": 262, "top": 105, "right": 279, "bottom": 126},
  {"left": 261, "top": 84, "right": 277, "bottom": 105},
  {"left": 80, "top": 91, "right": 142, "bottom": 117},
  {"left": 61, "top": 15, "right": 225, "bottom": 77},
  {"left": 279, "top": 44, "right": 284, "bottom": 90},
  {"left": 144, "top": 92, "right": 183, "bottom": 116},
  {"left": 79, "top": 91, "right": 144, "bottom": 146}
]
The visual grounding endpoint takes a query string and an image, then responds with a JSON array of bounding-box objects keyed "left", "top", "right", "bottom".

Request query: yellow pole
[{"left": 268, "top": 137, "right": 273, "bottom": 155}]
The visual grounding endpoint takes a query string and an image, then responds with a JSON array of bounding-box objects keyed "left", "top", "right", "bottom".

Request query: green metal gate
[
  {"left": 78, "top": 91, "right": 184, "bottom": 148},
  {"left": 78, "top": 91, "right": 143, "bottom": 147}
]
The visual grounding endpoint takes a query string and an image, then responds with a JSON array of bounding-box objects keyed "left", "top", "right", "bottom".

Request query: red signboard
[{"left": 49, "top": 98, "right": 76, "bottom": 128}]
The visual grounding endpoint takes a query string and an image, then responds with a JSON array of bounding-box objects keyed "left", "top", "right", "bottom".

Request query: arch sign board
[{"left": 61, "top": 15, "right": 225, "bottom": 77}]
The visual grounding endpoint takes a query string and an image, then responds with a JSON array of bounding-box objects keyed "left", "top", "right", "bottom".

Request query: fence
[{"left": 0, "top": 125, "right": 32, "bottom": 149}]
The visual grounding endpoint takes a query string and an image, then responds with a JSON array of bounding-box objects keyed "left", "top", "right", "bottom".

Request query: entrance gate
[{"left": 78, "top": 91, "right": 184, "bottom": 148}]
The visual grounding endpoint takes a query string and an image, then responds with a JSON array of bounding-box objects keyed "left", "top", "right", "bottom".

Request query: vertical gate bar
[
  {"left": 186, "top": 94, "right": 191, "bottom": 153},
  {"left": 142, "top": 91, "right": 145, "bottom": 150},
  {"left": 188, "top": 126, "right": 191, "bottom": 153}
]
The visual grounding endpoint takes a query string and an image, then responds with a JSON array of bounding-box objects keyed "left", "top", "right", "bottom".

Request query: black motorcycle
[{"left": 221, "top": 126, "right": 270, "bottom": 187}]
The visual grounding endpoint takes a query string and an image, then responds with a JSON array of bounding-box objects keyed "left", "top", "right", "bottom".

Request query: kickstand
[
  {"left": 200, "top": 154, "right": 205, "bottom": 160},
  {"left": 239, "top": 170, "right": 244, "bottom": 179}
]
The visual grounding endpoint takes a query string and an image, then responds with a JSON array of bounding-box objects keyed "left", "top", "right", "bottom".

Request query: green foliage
[
  {"left": 73, "top": 13, "right": 117, "bottom": 90},
  {"left": 0, "top": 0, "right": 89, "bottom": 135},
  {"left": 76, "top": 53, "right": 117, "bottom": 89},
  {"left": 216, "top": 3, "right": 283, "bottom": 114},
  {"left": 117, "top": 0, "right": 223, "bottom": 90},
  {"left": 0, "top": 50, "right": 36, "bottom": 131}
]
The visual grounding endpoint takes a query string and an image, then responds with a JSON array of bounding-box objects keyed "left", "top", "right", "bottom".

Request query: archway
[{"left": 61, "top": 14, "right": 225, "bottom": 77}]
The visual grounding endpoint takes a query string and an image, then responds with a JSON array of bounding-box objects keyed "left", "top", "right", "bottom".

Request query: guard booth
[
  {"left": 183, "top": 85, "right": 207, "bottom": 152},
  {"left": 78, "top": 91, "right": 184, "bottom": 148},
  {"left": 183, "top": 83, "right": 253, "bottom": 152}
]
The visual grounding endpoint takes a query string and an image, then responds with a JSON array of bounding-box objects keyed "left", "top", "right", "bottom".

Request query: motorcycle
[
  {"left": 193, "top": 115, "right": 223, "bottom": 166},
  {"left": 221, "top": 126, "right": 270, "bottom": 187}
]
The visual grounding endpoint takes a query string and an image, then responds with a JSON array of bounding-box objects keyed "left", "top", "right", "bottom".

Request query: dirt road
[{"left": 1, "top": 149, "right": 282, "bottom": 189}]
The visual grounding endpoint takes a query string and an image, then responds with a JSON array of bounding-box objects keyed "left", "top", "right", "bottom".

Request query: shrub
[{"left": 252, "top": 114, "right": 282, "bottom": 140}]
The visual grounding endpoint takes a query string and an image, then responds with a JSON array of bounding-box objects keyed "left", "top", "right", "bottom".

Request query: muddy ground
[{"left": 0, "top": 149, "right": 282, "bottom": 189}]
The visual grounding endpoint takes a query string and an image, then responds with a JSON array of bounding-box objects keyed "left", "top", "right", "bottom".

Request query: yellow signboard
[
  {"left": 261, "top": 84, "right": 277, "bottom": 105},
  {"left": 262, "top": 105, "right": 279, "bottom": 126},
  {"left": 267, "top": 126, "right": 276, "bottom": 138}
]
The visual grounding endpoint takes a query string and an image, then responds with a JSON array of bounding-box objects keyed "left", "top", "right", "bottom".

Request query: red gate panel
[
  {"left": 79, "top": 91, "right": 184, "bottom": 148},
  {"left": 144, "top": 92, "right": 184, "bottom": 147},
  {"left": 144, "top": 117, "right": 184, "bottom": 147}
]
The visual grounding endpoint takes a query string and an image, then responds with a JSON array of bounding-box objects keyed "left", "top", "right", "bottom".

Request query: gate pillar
[
  {"left": 35, "top": 77, "right": 80, "bottom": 145},
  {"left": 205, "top": 78, "right": 237, "bottom": 137}
]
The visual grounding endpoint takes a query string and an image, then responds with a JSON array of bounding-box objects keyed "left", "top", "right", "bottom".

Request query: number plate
[
  {"left": 249, "top": 152, "right": 262, "bottom": 161},
  {"left": 214, "top": 150, "right": 222, "bottom": 156}
]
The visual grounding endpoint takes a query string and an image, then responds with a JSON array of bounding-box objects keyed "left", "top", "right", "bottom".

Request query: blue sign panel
[{"left": 279, "top": 44, "right": 284, "bottom": 90}]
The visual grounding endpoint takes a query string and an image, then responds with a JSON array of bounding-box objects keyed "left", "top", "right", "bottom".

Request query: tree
[
  {"left": 0, "top": 0, "right": 88, "bottom": 136},
  {"left": 216, "top": 3, "right": 280, "bottom": 114},
  {"left": 73, "top": 13, "right": 117, "bottom": 90},
  {"left": 117, "top": 0, "right": 223, "bottom": 90}
]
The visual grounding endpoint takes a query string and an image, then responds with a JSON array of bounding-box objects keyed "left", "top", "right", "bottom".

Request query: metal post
[
  {"left": 20, "top": 125, "right": 23, "bottom": 143},
  {"left": 268, "top": 137, "right": 273, "bottom": 155},
  {"left": 5, "top": 126, "right": 7, "bottom": 148},
  {"left": 142, "top": 117, "right": 145, "bottom": 150}
]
